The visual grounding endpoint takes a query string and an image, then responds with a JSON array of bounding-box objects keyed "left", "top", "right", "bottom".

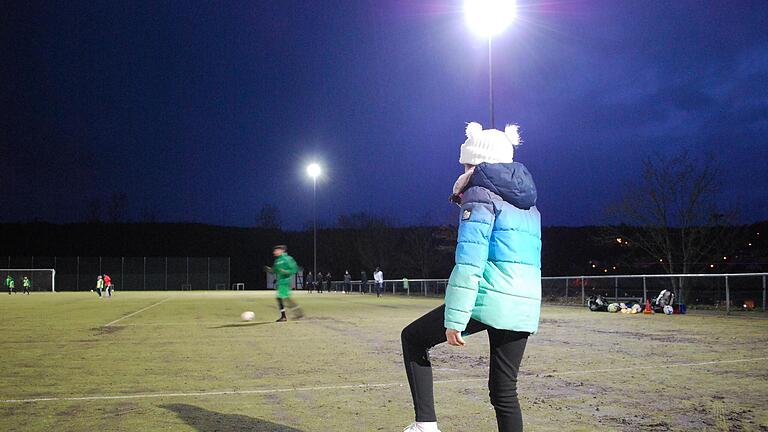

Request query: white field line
[
  {"left": 103, "top": 298, "right": 171, "bottom": 327},
  {"left": 1, "top": 356, "right": 765, "bottom": 404}
]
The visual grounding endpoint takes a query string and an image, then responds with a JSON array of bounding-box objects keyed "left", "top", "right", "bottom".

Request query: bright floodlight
[
  {"left": 464, "top": 0, "right": 517, "bottom": 38},
  {"left": 307, "top": 163, "right": 321, "bottom": 179}
]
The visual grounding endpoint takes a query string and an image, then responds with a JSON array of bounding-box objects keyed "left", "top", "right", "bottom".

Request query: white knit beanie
[{"left": 459, "top": 122, "right": 522, "bottom": 165}]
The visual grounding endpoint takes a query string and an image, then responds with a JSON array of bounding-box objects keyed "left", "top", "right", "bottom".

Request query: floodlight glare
[
  {"left": 464, "top": 0, "right": 517, "bottom": 38},
  {"left": 307, "top": 163, "right": 321, "bottom": 179}
]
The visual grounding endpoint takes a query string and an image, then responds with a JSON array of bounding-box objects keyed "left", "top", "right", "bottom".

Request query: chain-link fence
[
  {"left": 328, "top": 273, "right": 768, "bottom": 314},
  {"left": 1, "top": 256, "right": 230, "bottom": 291}
]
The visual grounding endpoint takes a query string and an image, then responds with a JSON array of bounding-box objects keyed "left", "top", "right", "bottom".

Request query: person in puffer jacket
[{"left": 400, "top": 122, "right": 541, "bottom": 432}]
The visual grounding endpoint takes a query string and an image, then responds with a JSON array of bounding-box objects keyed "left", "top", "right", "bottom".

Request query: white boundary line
[
  {"left": 103, "top": 298, "right": 171, "bottom": 327},
  {"left": 1, "top": 356, "right": 765, "bottom": 404}
]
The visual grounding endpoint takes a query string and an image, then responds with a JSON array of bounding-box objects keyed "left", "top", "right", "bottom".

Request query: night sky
[{"left": 3, "top": 1, "right": 767, "bottom": 229}]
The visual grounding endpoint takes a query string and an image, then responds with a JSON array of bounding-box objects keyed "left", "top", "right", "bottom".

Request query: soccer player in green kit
[
  {"left": 22, "top": 276, "right": 31, "bottom": 295},
  {"left": 264, "top": 245, "right": 304, "bottom": 322},
  {"left": 5, "top": 275, "right": 14, "bottom": 295}
]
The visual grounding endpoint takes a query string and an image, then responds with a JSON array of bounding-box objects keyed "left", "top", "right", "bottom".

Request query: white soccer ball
[
  {"left": 607, "top": 303, "right": 619, "bottom": 313},
  {"left": 663, "top": 305, "right": 674, "bottom": 315},
  {"left": 240, "top": 311, "right": 255, "bottom": 321}
]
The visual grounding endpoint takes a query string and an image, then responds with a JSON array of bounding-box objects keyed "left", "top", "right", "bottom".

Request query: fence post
[
  {"left": 143, "top": 257, "right": 147, "bottom": 290},
  {"left": 614, "top": 277, "right": 618, "bottom": 302},
  {"left": 207, "top": 257, "right": 211, "bottom": 290},
  {"left": 581, "top": 277, "right": 585, "bottom": 305},
  {"left": 165, "top": 257, "right": 168, "bottom": 291},
  {"left": 121, "top": 257, "right": 124, "bottom": 290},
  {"left": 565, "top": 278, "right": 568, "bottom": 301},
  {"left": 725, "top": 276, "right": 730, "bottom": 315},
  {"left": 643, "top": 276, "right": 647, "bottom": 303},
  {"left": 76, "top": 256, "right": 80, "bottom": 291},
  {"left": 763, "top": 275, "right": 766, "bottom": 312},
  {"left": 423, "top": 280, "right": 426, "bottom": 296}
]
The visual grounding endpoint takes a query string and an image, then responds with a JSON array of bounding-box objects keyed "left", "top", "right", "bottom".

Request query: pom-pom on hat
[{"left": 459, "top": 122, "right": 521, "bottom": 165}]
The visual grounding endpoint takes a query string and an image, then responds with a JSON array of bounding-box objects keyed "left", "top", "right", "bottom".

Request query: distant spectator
[
  {"left": 374, "top": 267, "right": 384, "bottom": 298},
  {"left": 403, "top": 277, "right": 409, "bottom": 294},
  {"left": 305, "top": 272, "right": 314, "bottom": 293},
  {"left": 343, "top": 270, "right": 352, "bottom": 294},
  {"left": 360, "top": 271, "right": 368, "bottom": 294},
  {"left": 325, "top": 272, "right": 332, "bottom": 292}
]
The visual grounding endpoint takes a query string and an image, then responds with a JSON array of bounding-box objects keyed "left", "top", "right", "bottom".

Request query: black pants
[
  {"left": 276, "top": 297, "right": 298, "bottom": 312},
  {"left": 401, "top": 305, "right": 529, "bottom": 431}
]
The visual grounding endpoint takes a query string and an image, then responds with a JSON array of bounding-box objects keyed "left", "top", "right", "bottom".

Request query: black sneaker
[{"left": 276, "top": 316, "right": 287, "bottom": 322}]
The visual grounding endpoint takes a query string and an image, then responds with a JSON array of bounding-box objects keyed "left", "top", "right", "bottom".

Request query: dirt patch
[{"left": 92, "top": 326, "right": 125, "bottom": 336}]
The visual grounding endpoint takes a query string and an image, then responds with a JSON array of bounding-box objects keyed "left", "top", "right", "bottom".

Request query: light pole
[
  {"left": 464, "top": 0, "right": 517, "bottom": 129},
  {"left": 306, "top": 163, "right": 322, "bottom": 280}
]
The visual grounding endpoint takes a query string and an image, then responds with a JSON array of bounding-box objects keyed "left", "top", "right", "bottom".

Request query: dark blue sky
[{"left": 2, "top": 1, "right": 767, "bottom": 228}]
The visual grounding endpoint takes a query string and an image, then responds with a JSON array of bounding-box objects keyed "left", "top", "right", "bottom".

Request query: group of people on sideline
[
  {"left": 302, "top": 267, "right": 384, "bottom": 295},
  {"left": 95, "top": 274, "right": 114, "bottom": 297},
  {"left": 5, "top": 275, "right": 31, "bottom": 295}
]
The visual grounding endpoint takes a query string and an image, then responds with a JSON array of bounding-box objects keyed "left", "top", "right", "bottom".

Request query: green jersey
[
  {"left": 5, "top": 277, "right": 14, "bottom": 288},
  {"left": 272, "top": 253, "right": 298, "bottom": 299},
  {"left": 23, "top": 278, "right": 31, "bottom": 288}
]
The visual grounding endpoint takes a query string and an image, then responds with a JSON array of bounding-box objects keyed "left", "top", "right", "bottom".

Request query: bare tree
[
  {"left": 337, "top": 212, "right": 397, "bottom": 272},
  {"left": 255, "top": 204, "right": 281, "bottom": 230},
  {"left": 86, "top": 197, "right": 102, "bottom": 223},
  {"left": 607, "top": 151, "right": 743, "bottom": 301},
  {"left": 107, "top": 192, "right": 129, "bottom": 223}
]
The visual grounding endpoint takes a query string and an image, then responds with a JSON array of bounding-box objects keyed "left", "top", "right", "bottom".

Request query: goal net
[{"left": 2, "top": 269, "right": 56, "bottom": 292}]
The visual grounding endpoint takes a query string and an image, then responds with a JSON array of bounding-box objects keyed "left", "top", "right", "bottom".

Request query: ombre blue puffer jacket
[{"left": 444, "top": 162, "right": 542, "bottom": 333}]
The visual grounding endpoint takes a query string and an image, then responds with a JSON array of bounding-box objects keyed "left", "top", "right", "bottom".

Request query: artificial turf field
[{"left": 1, "top": 292, "right": 767, "bottom": 432}]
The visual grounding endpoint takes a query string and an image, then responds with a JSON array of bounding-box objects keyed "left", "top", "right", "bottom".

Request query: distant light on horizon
[
  {"left": 464, "top": 0, "right": 517, "bottom": 38},
  {"left": 307, "top": 163, "right": 322, "bottom": 179}
]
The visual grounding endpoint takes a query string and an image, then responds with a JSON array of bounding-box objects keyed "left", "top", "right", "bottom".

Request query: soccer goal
[
  {"left": 231, "top": 282, "right": 245, "bottom": 291},
  {"left": 2, "top": 269, "right": 56, "bottom": 292}
]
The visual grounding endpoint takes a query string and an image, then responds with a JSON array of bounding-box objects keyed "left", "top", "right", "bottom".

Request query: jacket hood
[{"left": 465, "top": 162, "right": 537, "bottom": 209}]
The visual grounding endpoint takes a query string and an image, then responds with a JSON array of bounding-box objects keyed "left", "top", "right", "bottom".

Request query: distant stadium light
[
  {"left": 307, "top": 163, "right": 322, "bottom": 179},
  {"left": 464, "top": 0, "right": 517, "bottom": 38}
]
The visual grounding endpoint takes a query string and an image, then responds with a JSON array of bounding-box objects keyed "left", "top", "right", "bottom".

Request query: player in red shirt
[{"left": 104, "top": 274, "right": 113, "bottom": 297}]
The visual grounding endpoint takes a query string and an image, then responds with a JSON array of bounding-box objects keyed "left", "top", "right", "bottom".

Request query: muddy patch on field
[{"left": 92, "top": 325, "right": 125, "bottom": 336}]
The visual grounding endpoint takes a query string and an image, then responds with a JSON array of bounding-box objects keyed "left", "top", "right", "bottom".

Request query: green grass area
[{"left": 1, "top": 291, "right": 767, "bottom": 431}]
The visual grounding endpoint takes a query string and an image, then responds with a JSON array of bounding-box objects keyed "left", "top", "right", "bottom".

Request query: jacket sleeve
[{"left": 444, "top": 188, "right": 496, "bottom": 331}]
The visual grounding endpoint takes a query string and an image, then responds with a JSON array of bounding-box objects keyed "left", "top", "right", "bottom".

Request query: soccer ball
[
  {"left": 607, "top": 303, "right": 619, "bottom": 313},
  {"left": 240, "top": 311, "right": 255, "bottom": 321},
  {"left": 663, "top": 305, "right": 674, "bottom": 315},
  {"left": 631, "top": 304, "right": 642, "bottom": 314}
]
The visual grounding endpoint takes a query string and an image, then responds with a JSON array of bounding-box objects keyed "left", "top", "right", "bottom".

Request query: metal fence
[
  {"left": 327, "top": 273, "right": 768, "bottom": 313},
  {"left": 1, "top": 257, "right": 230, "bottom": 291}
]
